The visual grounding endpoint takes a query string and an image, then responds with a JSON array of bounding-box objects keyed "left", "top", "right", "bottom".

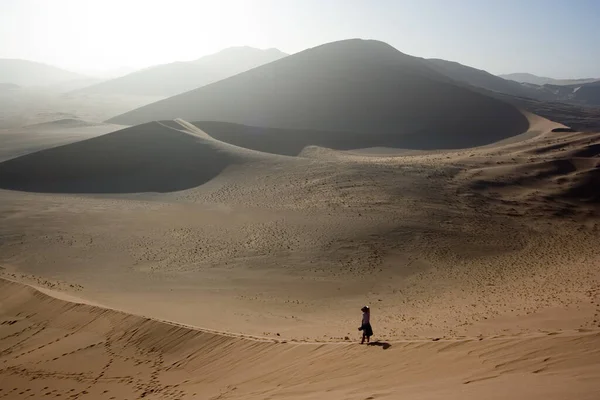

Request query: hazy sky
[{"left": 1, "top": 0, "right": 598, "bottom": 78}]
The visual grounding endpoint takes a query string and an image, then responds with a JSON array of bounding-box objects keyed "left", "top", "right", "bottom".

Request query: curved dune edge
[
  {"left": 0, "top": 119, "right": 294, "bottom": 194},
  {"left": 296, "top": 111, "right": 557, "bottom": 160},
  {"left": 458, "top": 112, "right": 600, "bottom": 206},
  {"left": 2, "top": 278, "right": 600, "bottom": 400}
]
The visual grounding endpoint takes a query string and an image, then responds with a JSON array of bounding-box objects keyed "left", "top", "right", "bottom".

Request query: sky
[{"left": 0, "top": 0, "right": 599, "bottom": 78}]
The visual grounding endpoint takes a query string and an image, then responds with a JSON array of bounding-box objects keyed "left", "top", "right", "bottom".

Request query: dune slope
[
  {"left": 108, "top": 39, "right": 529, "bottom": 149},
  {"left": 0, "top": 119, "right": 275, "bottom": 193},
  {"left": 192, "top": 121, "right": 400, "bottom": 156},
  {"left": 462, "top": 127, "right": 600, "bottom": 210},
  {"left": 2, "top": 278, "right": 599, "bottom": 400}
]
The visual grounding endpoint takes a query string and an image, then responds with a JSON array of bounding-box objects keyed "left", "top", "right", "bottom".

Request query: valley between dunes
[{"left": 1, "top": 111, "right": 600, "bottom": 399}]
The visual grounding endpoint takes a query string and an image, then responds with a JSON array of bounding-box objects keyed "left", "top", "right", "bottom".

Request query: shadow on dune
[
  {"left": 0, "top": 121, "right": 251, "bottom": 194},
  {"left": 469, "top": 131, "right": 600, "bottom": 205},
  {"left": 368, "top": 341, "right": 392, "bottom": 350},
  {"left": 195, "top": 118, "right": 530, "bottom": 156}
]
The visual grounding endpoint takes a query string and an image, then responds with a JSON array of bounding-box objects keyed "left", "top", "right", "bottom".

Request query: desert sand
[
  {"left": 1, "top": 107, "right": 600, "bottom": 399},
  {"left": 2, "top": 278, "right": 599, "bottom": 400},
  {"left": 1, "top": 37, "right": 600, "bottom": 399}
]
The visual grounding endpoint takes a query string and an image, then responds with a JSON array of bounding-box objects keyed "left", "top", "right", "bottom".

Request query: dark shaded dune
[
  {"left": 195, "top": 121, "right": 471, "bottom": 156},
  {"left": 109, "top": 39, "right": 529, "bottom": 150},
  {"left": 192, "top": 121, "right": 343, "bottom": 156},
  {"left": 195, "top": 113, "right": 531, "bottom": 155},
  {"left": 0, "top": 120, "right": 258, "bottom": 194}
]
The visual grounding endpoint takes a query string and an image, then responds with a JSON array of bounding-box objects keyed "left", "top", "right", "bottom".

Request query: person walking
[{"left": 358, "top": 305, "right": 373, "bottom": 344}]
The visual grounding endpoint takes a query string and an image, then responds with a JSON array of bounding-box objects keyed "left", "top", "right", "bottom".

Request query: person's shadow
[{"left": 368, "top": 341, "right": 391, "bottom": 350}]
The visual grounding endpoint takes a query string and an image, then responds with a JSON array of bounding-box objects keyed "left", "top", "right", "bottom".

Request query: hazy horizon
[{"left": 1, "top": 0, "right": 599, "bottom": 79}]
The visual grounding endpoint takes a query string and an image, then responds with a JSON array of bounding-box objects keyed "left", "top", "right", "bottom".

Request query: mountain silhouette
[{"left": 76, "top": 47, "right": 287, "bottom": 96}]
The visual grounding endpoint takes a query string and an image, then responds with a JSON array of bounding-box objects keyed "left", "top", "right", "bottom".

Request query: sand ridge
[{"left": 2, "top": 278, "right": 600, "bottom": 400}]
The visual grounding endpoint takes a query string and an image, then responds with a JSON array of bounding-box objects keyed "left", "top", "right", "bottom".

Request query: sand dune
[
  {"left": 0, "top": 123, "right": 123, "bottom": 163},
  {"left": 2, "top": 278, "right": 599, "bottom": 400},
  {"left": 194, "top": 119, "right": 537, "bottom": 156},
  {"left": 462, "top": 126, "right": 600, "bottom": 210},
  {"left": 0, "top": 113, "right": 598, "bottom": 341},
  {"left": 193, "top": 121, "right": 415, "bottom": 156},
  {"left": 108, "top": 39, "right": 529, "bottom": 150},
  {"left": 0, "top": 119, "right": 283, "bottom": 193}
]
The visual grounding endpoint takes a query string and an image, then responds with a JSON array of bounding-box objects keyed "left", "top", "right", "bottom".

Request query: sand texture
[
  {"left": 0, "top": 109, "right": 599, "bottom": 398},
  {"left": 2, "top": 278, "right": 600, "bottom": 400}
]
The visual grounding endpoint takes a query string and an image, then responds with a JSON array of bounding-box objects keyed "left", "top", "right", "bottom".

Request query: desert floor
[{"left": 1, "top": 113, "right": 599, "bottom": 399}]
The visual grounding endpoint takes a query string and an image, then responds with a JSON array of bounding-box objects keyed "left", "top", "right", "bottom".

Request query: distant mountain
[
  {"left": 426, "top": 62, "right": 600, "bottom": 106},
  {"left": 190, "top": 47, "right": 288, "bottom": 75},
  {"left": 76, "top": 47, "right": 288, "bottom": 96},
  {"left": 81, "top": 66, "right": 137, "bottom": 79},
  {"left": 425, "top": 59, "right": 546, "bottom": 99},
  {"left": 499, "top": 73, "right": 599, "bottom": 86},
  {"left": 44, "top": 78, "right": 104, "bottom": 92},
  {"left": 540, "top": 80, "right": 600, "bottom": 106},
  {"left": 108, "top": 39, "right": 528, "bottom": 150},
  {"left": 0, "top": 59, "right": 88, "bottom": 87}
]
